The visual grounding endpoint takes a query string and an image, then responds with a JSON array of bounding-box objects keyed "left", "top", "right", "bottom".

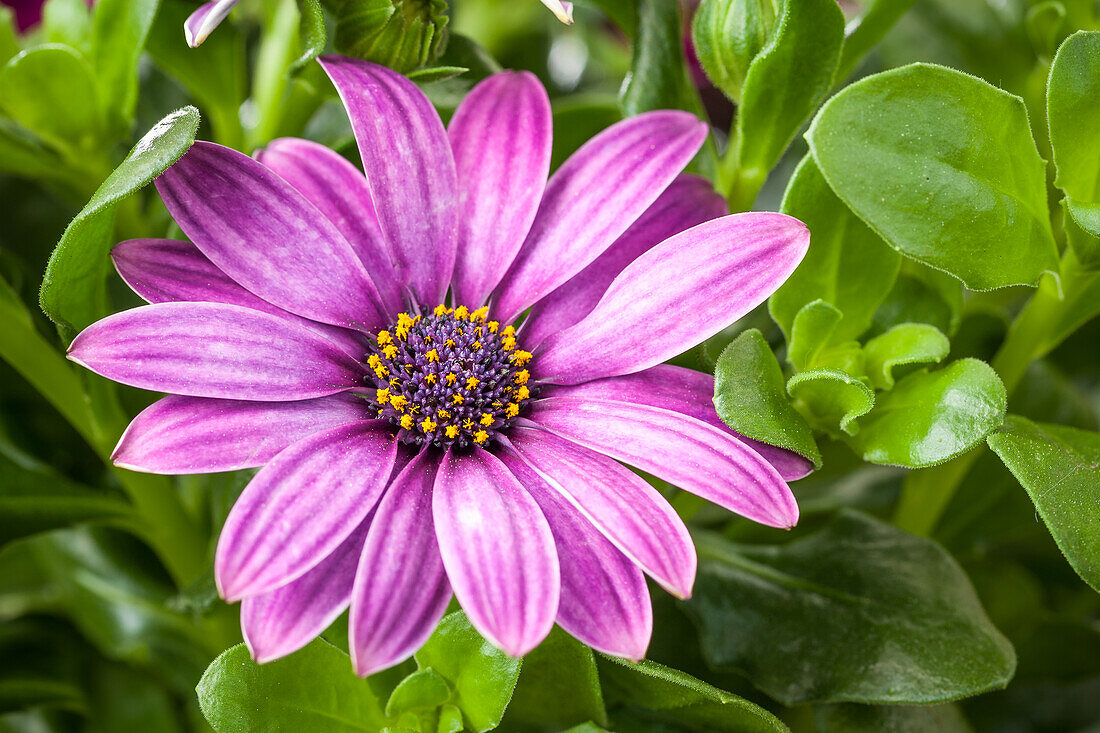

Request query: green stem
[
  {"left": 893, "top": 257, "right": 1090, "bottom": 535},
  {"left": 719, "top": 121, "right": 768, "bottom": 212}
]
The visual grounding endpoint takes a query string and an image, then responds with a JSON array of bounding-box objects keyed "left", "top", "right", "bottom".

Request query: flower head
[{"left": 69, "top": 56, "right": 810, "bottom": 674}]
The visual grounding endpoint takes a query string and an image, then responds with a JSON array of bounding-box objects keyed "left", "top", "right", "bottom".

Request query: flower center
[{"left": 363, "top": 305, "right": 534, "bottom": 449}]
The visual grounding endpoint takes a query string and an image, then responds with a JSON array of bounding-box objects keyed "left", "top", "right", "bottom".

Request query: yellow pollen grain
[
  {"left": 376, "top": 330, "right": 392, "bottom": 345},
  {"left": 472, "top": 306, "right": 489, "bottom": 321},
  {"left": 367, "top": 354, "right": 380, "bottom": 368},
  {"left": 445, "top": 338, "right": 455, "bottom": 347},
  {"left": 382, "top": 344, "right": 398, "bottom": 359},
  {"left": 515, "top": 386, "right": 531, "bottom": 400},
  {"left": 480, "top": 413, "right": 494, "bottom": 426},
  {"left": 426, "top": 349, "right": 440, "bottom": 362},
  {"left": 454, "top": 305, "right": 470, "bottom": 320},
  {"left": 425, "top": 373, "right": 438, "bottom": 385},
  {"left": 399, "top": 415, "right": 414, "bottom": 429},
  {"left": 421, "top": 417, "right": 437, "bottom": 432},
  {"left": 451, "top": 394, "right": 464, "bottom": 405},
  {"left": 389, "top": 377, "right": 400, "bottom": 387},
  {"left": 502, "top": 325, "right": 515, "bottom": 337},
  {"left": 375, "top": 388, "right": 390, "bottom": 404},
  {"left": 473, "top": 430, "right": 489, "bottom": 444},
  {"left": 472, "top": 341, "right": 482, "bottom": 350},
  {"left": 466, "top": 377, "right": 480, "bottom": 389},
  {"left": 373, "top": 365, "right": 389, "bottom": 379},
  {"left": 438, "top": 409, "right": 451, "bottom": 419},
  {"left": 514, "top": 370, "right": 530, "bottom": 385},
  {"left": 504, "top": 403, "right": 519, "bottom": 418},
  {"left": 445, "top": 425, "right": 459, "bottom": 438},
  {"left": 510, "top": 350, "right": 532, "bottom": 366},
  {"left": 434, "top": 304, "right": 452, "bottom": 316},
  {"left": 502, "top": 337, "right": 516, "bottom": 352},
  {"left": 462, "top": 418, "right": 475, "bottom": 430},
  {"left": 445, "top": 373, "right": 457, "bottom": 385},
  {"left": 390, "top": 395, "right": 408, "bottom": 411},
  {"left": 487, "top": 321, "right": 499, "bottom": 333}
]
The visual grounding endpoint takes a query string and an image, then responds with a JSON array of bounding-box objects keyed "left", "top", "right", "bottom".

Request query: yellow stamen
[
  {"left": 433, "top": 304, "right": 452, "bottom": 316},
  {"left": 454, "top": 305, "right": 470, "bottom": 320},
  {"left": 399, "top": 415, "right": 414, "bottom": 429},
  {"left": 480, "top": 413, "right": 494, "bottom": 426},
  {"left": 421, "top": 417, "right": 437, "bottom": 432},
  {"left": 426, "top": 349, "right": 440, "bottom": 362},
  {"left": 445, "top": 373, "right": 457, "bottom": 385},
  {"left": 504, "top": 403, "right": 519, "bottom": 418},
  {"left": 510, "top": 350, "right": 533, "bottom": 366},
  {"left": 514, "top": 370, "right": 530, "bottom": 385},
  {"left": 502, "top": 336, "right": 517, "bottom": 352},
  {"left": 451, "top": 394, "right": 464, "bottom": 405},
  {"left": 515, "top": 386, "right": 531, "bottom": 400},
  {"left": 375, "top": 388, "right": 390, "bottom": 404},
  {"left": 466, "top": 376, "right": 480, "bottom": 389},
  {"left": 502, "top": 325, "right": 516, "bottom": 337},
  {"left": 487, "top": 321, "right": 499, "bottom": 334},
  {"left": 376, "top": 330, "right": 392, "bottom": 345},
  {"left": 445, "top": 425, "right": 460, "bottom": 438},
  {"left": 425, "top": 373, "right": 438, "bottom": 385},
  {"left": 438, "top": 409, "right": 451, "bottom": 419},
  {"left": 473, "top": 430, "right": 489, "bottom": 444},
  {"left": 382, "top": 344, "right": 398, "bottom": 359},
  {"left": 390, "top": 395, "right": 408, "bottom": 411},
  {"left": 471, "top": 306, "right": 489, "bottom": 321}
]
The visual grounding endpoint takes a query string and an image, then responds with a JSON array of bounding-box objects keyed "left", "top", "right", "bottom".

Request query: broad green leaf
[
  {"left": 621, "top": 0, "right": 693, "bottom": 116},
  {"left": 786, "top": 299, "right": 841, "bottom": 370},
  {"left": 808, "top": 63, "right": 1058, "bottom": 290},
  {"left": 39, "top": 106, "right": 199, "bottom": 336},
  {"left": 773, "top": 156, "right": 901, "bottom": 343},
  {"left": 1062, "top": 198, "right": 1100, "bottom": 271},
  {"left": 687, "top": 511, "right": 1016, "bottom": 704},
  {"left": 43, "top": 0, "right": 93, "bottom": 53},
  {"left": 0, "top": 45, "right": 101, "bottom": 154},
  {"left": 596, "top": 655, "right": 786, "bottom": 733},
  {"left": 0, "top": 118, "right": 75, "bottom": 194},
  {"left": 90, "top": 0, "right": 159, "bottom": 133},
  {"left": 385, "top": 668, "right": 450, "bottom": 717},
  {"left": 293, "top": 0, "right": 326, "bottom": 71},
  {"left": 0, "top": 449, "right": 131, "bottom": 547},
  {"left": 735, "top": 0, "right": 844, "bottom": 185},
  {"left": 691, "top": 0, "right": 778, "bottom": 104},
  {"left": 863, "top": 323, "right": 950, "bottom": 390},
  {"left": 872, "top": 263, "right": 963, "bottom": 337},
  {"left": 713, "top": 329, "right": 821, "bottom": 467},
  {"left": 848, "top": 359, "right": 1006, "bottom": 468},
  {"left": 787, "top": 368, "right": 874, "bottom": 437},
  {"left": 987, "top": 415, "right": 1100, "bottom": 591},
  {"left": 501, "top": 628, "right": 607, "bottom": 730},
  {"left": 835, "top": 0, "right": 918, "bottom": 81},
  {"left": 1047, "top": 31, "right": 1100, "bottom": 236},
  {"left": 815, "top": 702, "right": 971, "bottom": 732},
  {"left": 198, "top": 641, "right": 388, "bottom": 732},
  {"left": 414, "top": 612, "right": 520, "bottom": 732}
]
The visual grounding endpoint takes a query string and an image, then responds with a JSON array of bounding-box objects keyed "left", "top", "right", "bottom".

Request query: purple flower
[
  {"left": 184, "top": 0, "right": 237, "bottom": 47},
  {"left": 68, "top": 57, "right": 810, "bottom": 674},
  {"left": 2, "top": 0, "right": 92, "bottom": 32}
]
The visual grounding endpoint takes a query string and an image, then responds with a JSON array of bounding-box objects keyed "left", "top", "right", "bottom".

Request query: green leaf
[
  {"left": 787, "top": 368, "right": 874, "bottom": 436},
  {"left": 39, "top": 106, "right": 199, "bottom": 336},
  {"left": 691, "top": 0, "right": 779, "bottom": 105},
  {"left": 0, "top": 118, "right": 76, "bottom": 193},
  {"left": 872, "top": 264, "right": 963, "bottom": 337},
  {"left": 42, "top": 0, "right": 93, "bottom": 53},
  {"left": 198, "top": 641, "right": 388, "bottom": 732},
  {"left": 90, "top": 0, "right": 160, "bottom": 133},
  {"left": 407, "top": 65, "right": 468, "bottom": 83},
  {"left": 786, "top": 299, "right": 842, "bottom": 371},
  {"left": 385, "top": 669, "right": 450, "bottom": 717},
  {"left": 147, "top": 0, "right": 245, "bottom": 147},
  {"left": 808, "top": 63, "right": 1059, "bottom": 290},
  {"left": 1047, "top": 31, "right": 1100, "bottom": 237},
  {"left": 713, "top": 329, "right": 821, "bottom": 467},
  {"left": 687, "top": 511, "right": 1016, "bottom": 704},
  {"left": 735, "top": 0, "right": 845, "bottom": 184},
  {"left": 335, "top": 0, "right": 448, "bottom": 74},
  {"left": 987, "top": 415, "right": 1100, "bottom": 591},
  {"left": 596, "top": 655, "right": 786, "bottom": 733},
  {"left": 848, "top": 359, "right": 1006, "bottom": 468},
  {"left": 815, "top": 702, "right": 971, "bottom": 732},
  {"left": 0, "top": 45, "right": 101, "bottom": 154},
  {"left": 773, "top": 156, "right": 901, "bottom": 343},
  {"left": 0, "top": 450, "right": 131, "bottom": 547},
  {"left": 502, "top": 627, "right": 607, "bottom": 730},
  {"left": 621, "top": 0, "right": 693, "bottom": 116},
  {"left": 292, "top": 0, "right": 326, "bottom": 71},
  {"left": 1025, "top": 1, "right": 1068, "bottom": 60},
  {"left": 835, "top": 0, "right": 918, "bottom": 81},
  {"left": 863, "top": 323, "right": 950, "bottom": 390},
  {"left": 1062, "top": 198, "right": 1100, "bottom": 271},
  {"left": 414, "top": 612, "right": 520, "bottom": 732}
]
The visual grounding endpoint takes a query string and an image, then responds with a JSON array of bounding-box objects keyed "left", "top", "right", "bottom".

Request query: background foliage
[{"left": 2, "top": 0, "right": 1100, "bottom": 730}]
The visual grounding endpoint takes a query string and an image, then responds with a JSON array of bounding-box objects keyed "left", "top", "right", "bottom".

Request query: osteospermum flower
[{"left": 68, "top": 56, "right": 810, "bottom": 674}]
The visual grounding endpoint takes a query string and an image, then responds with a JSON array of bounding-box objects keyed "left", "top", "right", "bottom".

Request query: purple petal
[
  {"left": 215, "top": 422, "right": 398, "bottom": 601},
  {"left": 155, "top": 141, "right": 386, "bottom": 331},
  {"left": 541, "top": 0, "right": 574, "bottom": 23},
  {"left": 540, "top": 365, "right": 813, "bottom": 481},
  {"left": 434, "top": 447, "right": 559, "bottom": 657},
  {"left": 505, "top": 427, "right": 695, "bottom": 598},
  {"left": 536, "top": 213, "right": 810, "bottom": 384},
  {"left": 523, "top": 174, "right": 727, "bottom": 346},
  {"left": 499, "top": 449, "right": 652, "bottom": 659},
  {"left": 184, "top": 0, "right": 238, "bottom": 47},
  {"left": 241, "top": 514, "right": 372, "bottom": 664},
  {"left": 448, "top": 71, "right": 552, "bottom": 307},
  {"left": 255, "top": 138, "right": 405, "bottom": 316},
  {"left": 349, "top": 452, "right": 451, "bottom": 677},
  {"left": 112, "top": 238, "right": 366, "bottom": 358},
  {"left": 528, "top": 398, "right": 799, "bottom": 528},
  {"left": 491, "top": 111, "right": 708, "bottom": 323},
  {"left": 68, "top": 302, "right": 365, "bottom": 401},
  {"left": 319, "top": 56, "right": 458, "bottom": 306},
  {"left": 113, "top": 393, "right": 369, "bottom": 475}
]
